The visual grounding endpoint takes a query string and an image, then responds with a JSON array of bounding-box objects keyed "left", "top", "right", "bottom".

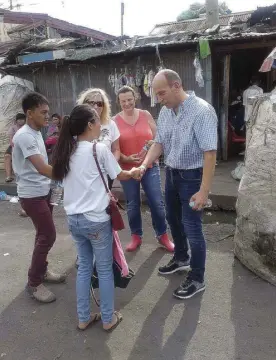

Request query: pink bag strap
[{"left": 113, "top": 230, "right": 129, "bottom": 276}]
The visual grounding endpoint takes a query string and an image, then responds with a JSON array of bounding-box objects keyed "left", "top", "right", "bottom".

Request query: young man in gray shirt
[{"left": 12, "top": 92, "right": 66, "bottom": 303}]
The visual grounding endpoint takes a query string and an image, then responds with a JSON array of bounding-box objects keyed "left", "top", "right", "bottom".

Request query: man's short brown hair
[{"left": 159, "top": 69, "right": 182, "bottom": 87}]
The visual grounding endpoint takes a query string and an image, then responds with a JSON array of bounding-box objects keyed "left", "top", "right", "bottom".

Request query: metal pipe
[{"left": 121, "top": 1, "right": 124, "bottom": 36}]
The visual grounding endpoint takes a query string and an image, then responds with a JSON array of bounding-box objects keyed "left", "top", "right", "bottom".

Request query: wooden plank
[
  {"left": 205, "top": 56, "right": 212, "bottom": 105},
  {"left": 220, "top": 54, "right": 230, "bottom": 160}
]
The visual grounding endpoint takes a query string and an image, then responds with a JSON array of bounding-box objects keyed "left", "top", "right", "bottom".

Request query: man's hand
[
  {"left": 190, "top": 190, "right": 209, "bottom": 211},
  {"left": 145, "top": 140, "right": 154, "bottom": 148}
]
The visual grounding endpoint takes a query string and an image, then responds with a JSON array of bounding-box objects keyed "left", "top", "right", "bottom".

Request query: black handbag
[
  {"left": 90, "top": 260, "right": 135, "bottom": 306},
  {"left": 91, "top": 261, "right": 135, "bottom": 290}
]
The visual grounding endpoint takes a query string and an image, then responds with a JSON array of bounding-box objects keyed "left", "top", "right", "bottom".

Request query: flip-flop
[
  {"left": 77, "top": 313, "right": 101, "bottom": 331},
  {"left": 104, "top": 311, "right": 123, "bottom": 333}
]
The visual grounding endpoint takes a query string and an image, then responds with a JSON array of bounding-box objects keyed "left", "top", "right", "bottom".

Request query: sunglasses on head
[{"left": 86, "top": 100, "right": 104, "bottom": 107}]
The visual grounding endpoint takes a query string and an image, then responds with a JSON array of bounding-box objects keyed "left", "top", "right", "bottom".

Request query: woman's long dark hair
[{"left": 52, "top": 105, "right": 98, "bottom": 181}]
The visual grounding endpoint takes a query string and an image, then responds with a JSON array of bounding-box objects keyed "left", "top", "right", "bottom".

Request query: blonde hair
[{"left": 76, "top": 88, "right": 111, "bottom": 125}]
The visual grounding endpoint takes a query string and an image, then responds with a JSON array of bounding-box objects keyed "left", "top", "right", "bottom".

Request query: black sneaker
[
  {"left": 158, "top": 257, "right": 190, "bottom": 275},
  {"left": 173, "top": 277, "right": 205, "bottom": 299}
]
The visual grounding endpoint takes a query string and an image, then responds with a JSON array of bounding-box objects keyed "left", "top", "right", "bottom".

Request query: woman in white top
[
  {"left": 52, "top": 105, "right": 136, "bottom": 332},
  {"left": 77, "top": 88, "right": 120, "bottom": 189}
]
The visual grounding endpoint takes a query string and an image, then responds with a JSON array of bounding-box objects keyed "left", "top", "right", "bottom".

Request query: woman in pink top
[{"left": 114, "top": 86, "right": 174, "bottom": 252}]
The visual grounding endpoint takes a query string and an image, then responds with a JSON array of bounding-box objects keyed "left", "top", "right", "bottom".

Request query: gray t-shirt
[{"left": 12, "top": 124, "right": 51, "bottom": 198}]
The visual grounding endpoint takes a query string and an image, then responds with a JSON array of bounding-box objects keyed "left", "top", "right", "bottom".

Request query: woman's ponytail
[{"left": 52, "top": 115, "right": 75, "bottom": 181}]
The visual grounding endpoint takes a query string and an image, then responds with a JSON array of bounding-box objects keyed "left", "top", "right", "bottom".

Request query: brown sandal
[
  {"left": 103, "top": 311, "right": 123, "bottom": 333},
  {"left": 77, "top": 313, "right": 101, "bottom": 331}
]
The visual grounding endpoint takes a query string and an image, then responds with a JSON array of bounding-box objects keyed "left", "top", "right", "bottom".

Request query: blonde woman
[{"left": 77, "top": 88, "right": 120, "bottom": 189}]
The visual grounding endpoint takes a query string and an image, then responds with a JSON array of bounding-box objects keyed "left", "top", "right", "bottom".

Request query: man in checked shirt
[{"left": 136, "top": 69, "right": 217, "bottom": 299}]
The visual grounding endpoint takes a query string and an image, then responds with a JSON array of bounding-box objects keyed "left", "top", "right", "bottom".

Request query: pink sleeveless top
[{"left": 115, "top": 110, "right": 153, "bottom": 170}]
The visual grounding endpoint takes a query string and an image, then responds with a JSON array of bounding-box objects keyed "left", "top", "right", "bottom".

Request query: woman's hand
[
  {"left": 123, "top": 154, "right": 141, "bottom": 164},
  {"left": 128, "top": 154, "right": 141, "bottom": 163}
]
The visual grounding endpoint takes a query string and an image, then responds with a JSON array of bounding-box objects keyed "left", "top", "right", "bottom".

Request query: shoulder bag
[{"left": 92, "top": 142, "right": 125, "bottom": 231}]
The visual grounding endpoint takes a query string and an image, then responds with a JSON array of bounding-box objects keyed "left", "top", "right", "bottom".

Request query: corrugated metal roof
[
  {"left": 150, "top": 11, "right": 253, "bottom": 35},
  {"left": 211, "top": 30, "right": 276, "bottom": 41},
  {"left": 0, "top": 8, "right": 116, "bottom": 41},
  {"left": 62, "top": 46, "right": 125, "bottom": 61},
  {"left": 2, "top": 10, "right": 276, "bottom": 69},
  {"left": 3, "top": 30, "right": 275, "bottom": 68},
  {"left": 0, "top": 40, "right": 24, "bottom": 56},
  {"left": 32, "top": 38, "right": 77, "bottom": 50},
  {"left": 39, "top": 34, "right": 196, "bottom": 62},
  {"left": 7, "top": 21, "right": 45, "bottom": 35},
  {"left": 61, "top": 31, "right": 276, "bottom": 60}
]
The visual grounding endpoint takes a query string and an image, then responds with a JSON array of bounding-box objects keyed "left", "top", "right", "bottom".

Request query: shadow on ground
[
  {"left": 0, "top": 273, "right": 113, "bottom": 360},
  {"left": 0, "top": 246, "right": 202, "bottom": 360},
  {"left": 126, "top": 284, "right": 202, "bottom": 360},
  {"left": 231, "top": 259, "right": 276, "bottom": 360},
  {"left": 122, "top": 249, "right": 203, "bottom": 360},
  {"left": 1, "top": 209, "right": 276, "bottom": 360}
]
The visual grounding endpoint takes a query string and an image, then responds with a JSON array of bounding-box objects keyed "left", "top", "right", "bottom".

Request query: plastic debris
[
  {"left": 193, "top": 56, "right": 204, "bottom": 88},
  {"left": 0, "top": 191, "right": 11, "bottom": 201},
  {"left": 189, "top": 199, "right": 212, "bottom": 208},
  {"left": 231, "top": 162, "right": 245, "bottom": 181},
  {"left": 50, "top": 183, "right": 63, "bottom": 206}
]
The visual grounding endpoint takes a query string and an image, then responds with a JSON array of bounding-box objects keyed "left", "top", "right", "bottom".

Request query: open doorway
[
  {"left": 230, "top": 48, "right": 270, "bottom": 95},
  {"left": 215, "top": 46, "right": 273, "bottom": 161}
]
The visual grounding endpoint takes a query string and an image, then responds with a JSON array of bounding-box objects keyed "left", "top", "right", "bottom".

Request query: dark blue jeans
[
  {"left": 121, "top": 164, "right": 167, "bottom": 237},
  {"left": 165, "top": 167, "right": 206, "bottom": 283}
]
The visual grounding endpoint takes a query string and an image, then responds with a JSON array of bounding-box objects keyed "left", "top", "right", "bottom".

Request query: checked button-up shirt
[{"left": 155, "top": 92, "right": 218, "bottom": 170}]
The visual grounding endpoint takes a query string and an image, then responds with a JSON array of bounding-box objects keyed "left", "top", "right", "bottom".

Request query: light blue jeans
[
  {"left": 68, "top": 215, "right": 114, "bottom": 324},
  {"left": 120, "top": 164, "right": 167, "bottom": 237}
]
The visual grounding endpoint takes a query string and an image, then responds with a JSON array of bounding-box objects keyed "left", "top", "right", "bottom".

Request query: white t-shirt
[
  {"left": 243, "top": 85, "right": 263, "bottom": 122},
  {"left": 12, "top": 124, "right": 51, "bottom": 198},
  {"left": 63, "top": 141, "right": 122, "bottom": 222},
  {"left": 98, "top": 120, "right": 120, "bottom": 150}
]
